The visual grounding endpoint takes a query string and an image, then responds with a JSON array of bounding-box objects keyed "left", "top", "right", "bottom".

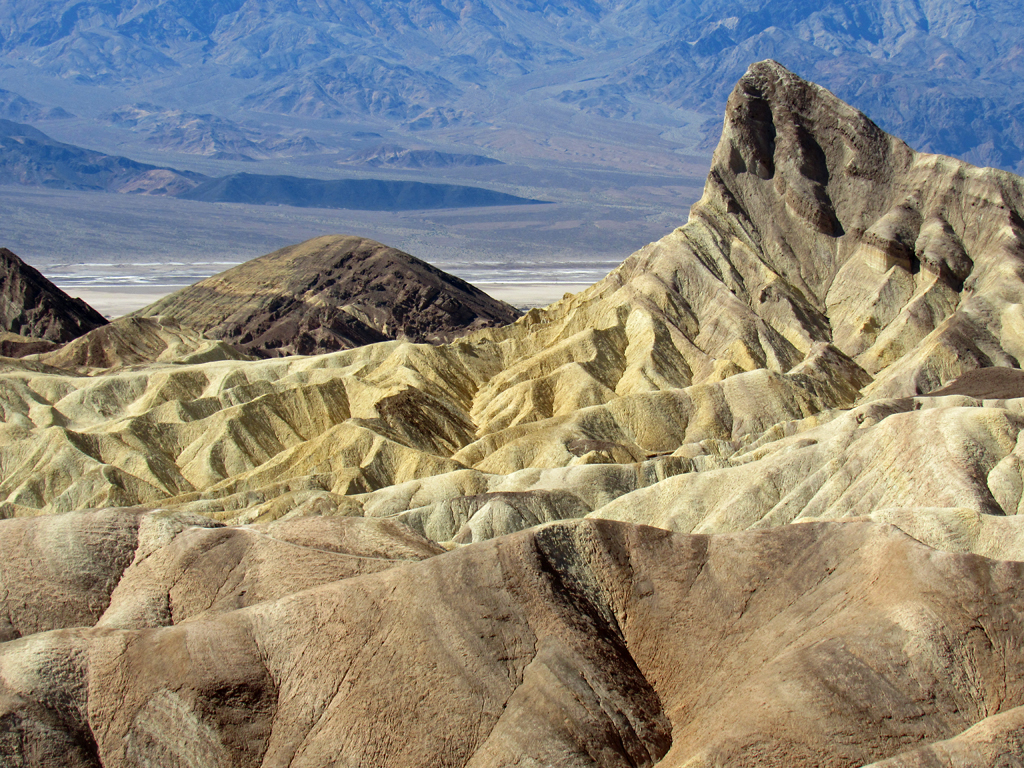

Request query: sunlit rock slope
[
  {"left": 3, "top": 515, "right": 1024, "bottom": 767},
  {"left": 3, "top": 61, "right": 1024, "bottom": 546},
  {"left": 6, "top": 61, "right": 1024, "bottom": 764}
]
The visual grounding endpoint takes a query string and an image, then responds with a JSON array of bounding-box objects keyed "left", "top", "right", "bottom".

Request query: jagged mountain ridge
[{"left": 0, "top": 1, "right": 1022, "bottom": 170}]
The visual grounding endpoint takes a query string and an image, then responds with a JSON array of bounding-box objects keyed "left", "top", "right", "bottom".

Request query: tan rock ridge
[
  {"left": 1, "top": 61, "right": 1024, "bottom": 546},
  {"left": 36, "top": 315, "right": 253, "bottom": 372},
  {"left": 2, "top": 518, "right": 1024, "bottom": 766},
  {"left": 0, "top": 330, "right": 59, "bottom": 358},
  {"left": 0, "top": 507, "right": 443, "bottom": 639},
  {"left": 135, "top": 234, "right": 523, "bottom": 357}
]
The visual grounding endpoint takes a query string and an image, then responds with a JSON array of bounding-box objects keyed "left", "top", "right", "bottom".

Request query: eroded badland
[{"left": 3, "top": 62, "right": 1024, "bottom": 766}]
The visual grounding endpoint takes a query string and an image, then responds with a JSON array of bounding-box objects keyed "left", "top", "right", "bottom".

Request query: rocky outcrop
[
  {"left": 0, "top": 247, "right": 107, "bottom": 342},
  {"left": 0, "top": 331, "right": 59, "bottom": 357},
  {"left": 136, "top": 235, "right": 523, "bottom": 356}
]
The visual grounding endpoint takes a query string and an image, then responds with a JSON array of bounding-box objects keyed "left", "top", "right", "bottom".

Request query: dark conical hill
[
  {"left": 136, "top": 235, "right": 523, "bottom": 357},
  {"left": 0, "top": 247, "right": 108, "bottom": 344}
]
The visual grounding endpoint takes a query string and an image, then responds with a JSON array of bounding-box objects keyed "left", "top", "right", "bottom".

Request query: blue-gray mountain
[
  {"left": 0, "top": 87, "right": 71, "bottom": 121},
  {"left": 0, "top": 118, "right": 203, "bottom": 193},
  {"left": 0, "top": 0, "right": 1021, "bottom": 170},
  {"left": 0, "top": 119, "right": 540, "bottom": 208}
]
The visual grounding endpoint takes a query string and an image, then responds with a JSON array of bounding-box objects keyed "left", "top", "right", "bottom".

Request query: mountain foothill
[{"left": 6, "top": 61, "right": 1024, "bottom": 765}]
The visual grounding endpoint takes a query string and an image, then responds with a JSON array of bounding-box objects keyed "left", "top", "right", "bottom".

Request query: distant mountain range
[
  {"left": 339, "top": 145, "right": 504, "bottom": 170},
  {"left": 0, "top": 1, "right": 1021, "bottom": 170},
  {"left": 0, "top": 118, "right": 202, "bottom": 194},
  {"left": 100, "top": 103, "right": 326, "bottom": 160},
  {"left": 0, "top": 119, "right": 541, "bottom": 209},
  {"left": 0, "top": 87, "right": 72, "bottom": 122}
]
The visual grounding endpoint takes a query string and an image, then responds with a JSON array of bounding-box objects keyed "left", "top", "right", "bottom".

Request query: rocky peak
[
  {"left": 136, "top": 235, "right": 523, "bottom": 357},
  {"left": 695, "top": 60, "right": 915, "bottom": 301},
  {"left": 625, "top": 60, "right": 1024, "bottom": 398},
  {"left": 0, "top": 247, "right": 108, "bottom": 344}
]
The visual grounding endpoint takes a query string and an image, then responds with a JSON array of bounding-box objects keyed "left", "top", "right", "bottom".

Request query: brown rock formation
[
  {"left": 0, "top": 508, "right": 443, "bottom": 639},
  {"left": 2, "top": 518, "right": 1024, "bottom": 766},
  {"left": 0, "top": 331, "right": 59, "bottom": 357},
  {"left": 136, "top": 234, "right": 523, "bottom": 356},
  {"left": 0, "top": 247, "right": 107, "bottom": 342}
]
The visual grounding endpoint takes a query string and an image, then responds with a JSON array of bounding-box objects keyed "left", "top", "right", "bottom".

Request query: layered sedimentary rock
[
  {"left": 0, "top": 331, "right": 58, "bottom": 358},
  {"left": 0, "top": 247, "right": 107, "bottom": 342},
  {"left": 3, "top": 517, "right": 1024, "bottom": 767},
  {"left": 3, "top": 62, "right": 1023, "bottom": 538},
  {"left": 0, "top": 508, "right": 443, "bottom": 640},
  {"left": 36, "top": 316, "right": 253, "bottom": 371},
  {"left": 137, "top": 235, "right": 523, "bottom": 356},
  {"left": 5, "top": 61, "right": 1024, "bottom": 764}
]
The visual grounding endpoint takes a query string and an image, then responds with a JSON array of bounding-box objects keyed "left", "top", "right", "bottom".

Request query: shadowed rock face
[
  {"left": 136, "top": 234, "right": 523, "bottom": 356},
  {"left": 0, "top": 331, "right": 59, "bottom": 357},
  {"left": 0, "top": 247, "right": 107, "bottom": 343}
]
